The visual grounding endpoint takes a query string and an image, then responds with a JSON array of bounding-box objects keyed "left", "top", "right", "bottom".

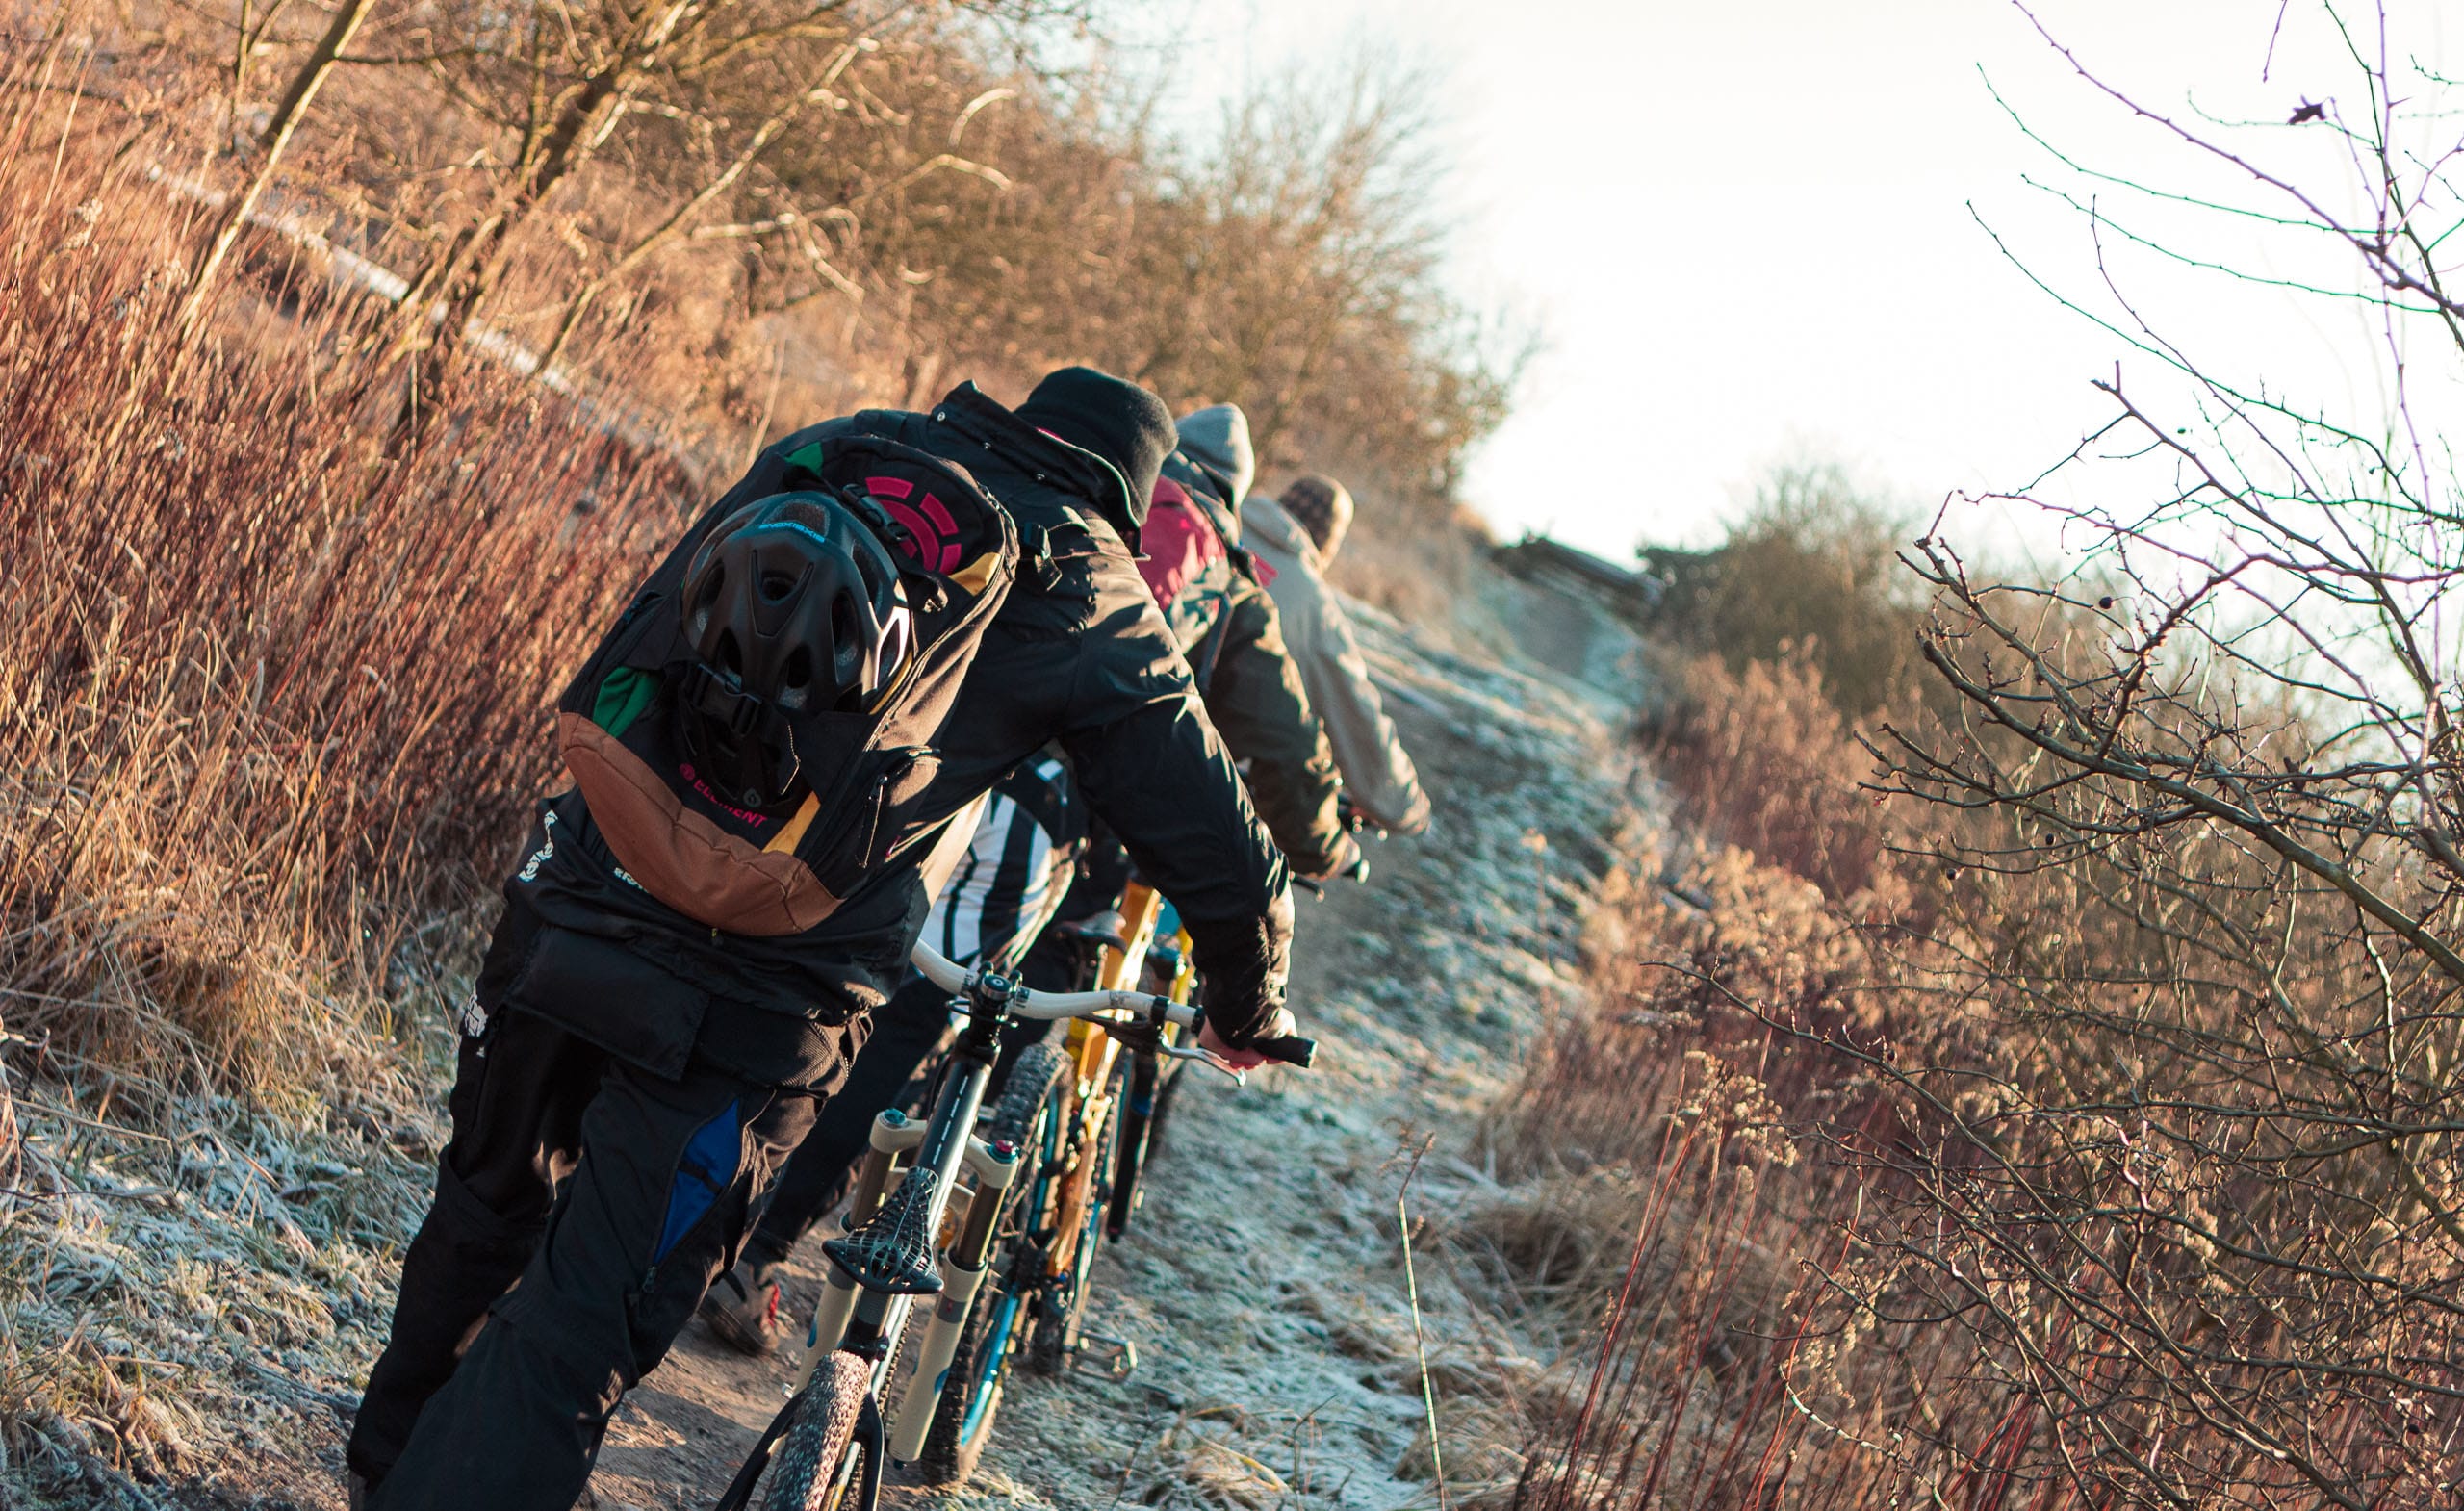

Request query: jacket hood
[
  {"left": 1242, "top": 494, "right": 1312, "bottom": 561},
  {"left": 1174, "top": 404, "right": 1255, "bottom": 509}
]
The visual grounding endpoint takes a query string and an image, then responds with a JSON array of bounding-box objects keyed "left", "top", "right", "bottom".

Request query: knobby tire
[{"left": 759, "top": 1352, "right": 870, "bottom": 1511}]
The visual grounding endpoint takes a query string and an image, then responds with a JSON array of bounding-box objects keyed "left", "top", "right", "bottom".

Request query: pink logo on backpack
[{"left": 863, "top": 474, "right": 962, "bottom": 572}]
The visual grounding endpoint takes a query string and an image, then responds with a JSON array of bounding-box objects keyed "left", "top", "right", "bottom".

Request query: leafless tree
[{"left": 1834, "top": 4, "right": 2464, "bottom": 1505}]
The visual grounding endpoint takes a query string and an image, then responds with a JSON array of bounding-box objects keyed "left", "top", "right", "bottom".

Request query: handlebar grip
[{"left": 1248, "top": 1034, "right": 1317, "bottom": 1070}]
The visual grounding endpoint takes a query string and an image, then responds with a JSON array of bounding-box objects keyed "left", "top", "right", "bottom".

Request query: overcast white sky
[{"left": 1121, "top": 0, "right": 2464, "bottom": 561}]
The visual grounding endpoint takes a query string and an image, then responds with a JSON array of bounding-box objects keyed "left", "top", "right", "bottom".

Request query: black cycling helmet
[{"left": 676, "top": 491, "right": 914, "bottom": 808}]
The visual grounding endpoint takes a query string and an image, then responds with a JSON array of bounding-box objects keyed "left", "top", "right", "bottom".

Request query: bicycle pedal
[{"left": 1075, "top": 1333, "right": 1138, "bottom": 1378}]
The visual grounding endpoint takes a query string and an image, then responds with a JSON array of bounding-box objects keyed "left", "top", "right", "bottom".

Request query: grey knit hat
[{"left": 1174, "top": 404, "right": 1256, "bottom": 510}]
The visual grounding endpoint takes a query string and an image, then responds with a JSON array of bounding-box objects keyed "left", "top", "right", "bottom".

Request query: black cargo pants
[
  {"left": 347, "top": 1003, "right": 817, "bottom": 1509},
  {"left": 740, "top": 973, "right": 951, "bottom": 1271}
]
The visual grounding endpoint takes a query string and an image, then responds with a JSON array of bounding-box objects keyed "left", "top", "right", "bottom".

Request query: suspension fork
[
  {"left": 887, "top": 1130, "right": 1022, "bottom": 1459},
  {"left": 797, "top": 1107, "right": 924, "bottom": 1383},
  {"left": 796, "top": 1012, "right": 1005, "bottom": 1390}
]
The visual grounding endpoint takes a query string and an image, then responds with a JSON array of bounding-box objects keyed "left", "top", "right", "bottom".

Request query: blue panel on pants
[{"left": 654, "top": 1100, "right": 741, "bottom": 1265}]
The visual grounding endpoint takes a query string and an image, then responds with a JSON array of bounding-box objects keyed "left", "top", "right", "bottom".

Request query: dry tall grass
[
  {"left": 1490, "top": 631, "right": 2464, "bottom": 1508},
  {"left": 1, "top": 75, "right": 679, "bottom": 1106},
  {"left": 1475, "top": 665, "right": 2093, "bottom": 1509},
  {"left": 0, "top": 50, "right": 687, "bottom": 1496}
]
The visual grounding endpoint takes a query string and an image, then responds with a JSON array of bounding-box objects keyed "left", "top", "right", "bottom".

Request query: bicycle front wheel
[{"left": 761, "top": 1351, "right": 872, "bottom": 1511}]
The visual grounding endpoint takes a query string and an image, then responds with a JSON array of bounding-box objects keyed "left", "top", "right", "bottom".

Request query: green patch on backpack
[{"left": 594, "top": 667, "right": 661, "bottom": 737}]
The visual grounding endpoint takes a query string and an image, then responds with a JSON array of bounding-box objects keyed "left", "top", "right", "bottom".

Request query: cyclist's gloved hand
[
  {"left": 1201, "top": 1009, "right": 1316, "bottom": 1069},
  {"left": 1335, "top": 791, "right": 1389, "bottom": 840},
  {"left": 1303, "top": 832, "right": 1369, "bottom": 886},
  {"left": 1181, "top": 897, "right": 1296, "bottom": 1057},
  {"left": 1200, "top": 1006, "right": 1298, "bottom": 1070}
]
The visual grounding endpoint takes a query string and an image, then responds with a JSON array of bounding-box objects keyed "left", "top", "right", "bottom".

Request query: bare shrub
[
  {"left": 0, "top": 56, "right": 678, "bottom": 1106},
  {"left": 1835, "top": 7, "right": 2464, "bottom": 1496},
  {"left": 1652, "top": 651, "right": 1890, "bottom": 905},
  {"left": 1505, "top": 10, "right": 2464, "bottom": 1508},
  {"left": 1647, "top": 467, "right": 1926, "bottom": 718},
  {"left": 133, "top": 0, "right": 1511, "bottom": 574}
]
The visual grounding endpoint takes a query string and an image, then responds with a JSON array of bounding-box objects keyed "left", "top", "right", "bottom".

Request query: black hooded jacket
[{"left": 501, "top": 383, "right": 1294, "bottom": 1089}]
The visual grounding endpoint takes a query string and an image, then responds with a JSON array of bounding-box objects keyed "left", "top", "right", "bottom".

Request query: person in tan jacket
[
  {"left": 1152, "top": 407, "right": 1361, "bottom": 879},
  {"left": 1241, "top": 475, "right": 1431, "bottom": 836}
]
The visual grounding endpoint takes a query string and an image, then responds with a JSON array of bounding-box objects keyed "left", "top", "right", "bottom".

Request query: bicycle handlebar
[
  {"left": 907, "top": 942, "right": 1316, "bottom": 1069},
  {"left": 1245, "top": 1034, "right": 1318, "bottom": 1070},
  {"left": 909, "top": 942, "right": 1194, "bottom": 1025}
]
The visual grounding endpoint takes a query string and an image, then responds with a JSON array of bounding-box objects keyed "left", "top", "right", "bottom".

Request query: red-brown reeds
[
  {"left": 0, "top": 33, "right": 696, "bottom": 1495},
  {"left": 0, "top": 49, "right": 683, "bottom": 1108}
]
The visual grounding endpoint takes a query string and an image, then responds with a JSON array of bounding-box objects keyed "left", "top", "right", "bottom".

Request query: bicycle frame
[
  {"left": 722, "top": 951, "right": 1210, "bottom": 1506},
  {"left": 1039, "top": 884, "right": 1165, "bottom": 1293}
]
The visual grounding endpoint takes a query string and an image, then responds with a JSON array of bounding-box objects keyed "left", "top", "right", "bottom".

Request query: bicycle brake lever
[
  {"left": 1161, "top": 1041, "right": 1246, "bottom": 1086},
  {"left": 1101, "top": 1019, "right": 1241, "bottom": 1082}
]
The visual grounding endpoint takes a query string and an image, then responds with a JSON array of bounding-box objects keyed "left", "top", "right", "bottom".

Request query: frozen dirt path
[
  {"left": 581, "top": 609, "right": 1640, "bottom": 1511},
  {"left": 109, "top": 604, "right": 1637, "bottom": 1511}
]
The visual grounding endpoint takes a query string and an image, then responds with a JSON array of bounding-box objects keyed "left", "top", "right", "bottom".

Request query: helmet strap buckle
[
  {"left": 682, "top": 661, "right": 770, "bottom": 737},
  {"left": 840, "top": 486, "right": 918, "bottom": 559}
]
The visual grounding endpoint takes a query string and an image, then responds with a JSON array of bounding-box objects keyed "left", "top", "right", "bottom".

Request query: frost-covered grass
[{"left": 1, "top": 1049, "right": 446, "bottom": 1502}]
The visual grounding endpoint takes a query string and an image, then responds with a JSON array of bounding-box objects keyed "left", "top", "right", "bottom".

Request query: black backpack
[{"left": 555, "top": 430, "right": 1017, "bottom": 936}]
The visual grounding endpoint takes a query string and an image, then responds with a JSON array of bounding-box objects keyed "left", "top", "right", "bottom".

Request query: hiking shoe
[{"left": 699, "top": 1259, "right": 785, "bottom": 1356}]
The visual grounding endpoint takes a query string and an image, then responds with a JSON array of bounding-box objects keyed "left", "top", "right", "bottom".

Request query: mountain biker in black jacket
[
  {"left": 347, "top": 368, "right": 1296, "bottom": 1511},
  {"left": 701, "top": 408, "right": 1353, "bottom": 1350}
]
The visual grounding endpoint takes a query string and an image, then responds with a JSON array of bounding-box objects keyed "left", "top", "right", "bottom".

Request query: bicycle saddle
[{"left": 1053, "top": 909, "right": 1132, "bottom": 954}]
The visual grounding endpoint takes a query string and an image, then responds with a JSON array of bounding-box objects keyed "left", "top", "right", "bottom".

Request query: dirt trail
[{"left": 581, "top": 603, "right": 1640, "bottom": 1511}]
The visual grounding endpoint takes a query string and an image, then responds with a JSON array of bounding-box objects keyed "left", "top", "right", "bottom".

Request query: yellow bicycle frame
[{"left": 1041, "top": 882, "right": 1165, "bottom": 1283}]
